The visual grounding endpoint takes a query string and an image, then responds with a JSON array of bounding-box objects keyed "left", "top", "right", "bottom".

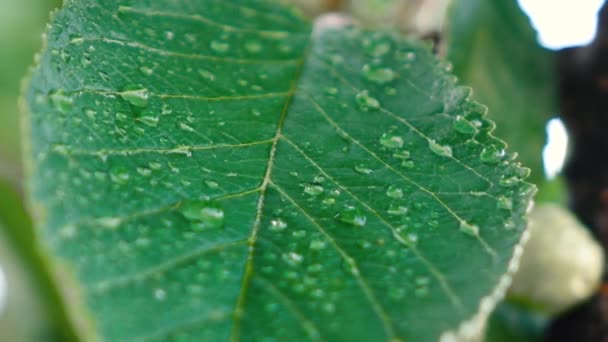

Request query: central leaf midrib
[{"left": 228, "top": 37, "right": 311, "bottom": 340}]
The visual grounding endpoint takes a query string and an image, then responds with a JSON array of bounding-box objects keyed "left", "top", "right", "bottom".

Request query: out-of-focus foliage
[
  {"left": 0, "top": 0, "right": 60, "bottom": 182},
  {"left": 485, "top": 302, "right": 547, "bottom": 342},
  {"left": 0, "top": 0, "right": 63, "bottom": 341},
  {"left": 446, "top": 0, "right": 557, "bottom": 188}
]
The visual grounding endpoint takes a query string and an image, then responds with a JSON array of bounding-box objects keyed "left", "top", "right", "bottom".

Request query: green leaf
[
  {"left": 23, "top": 0, "right": 534, "bottom": 340},
  {"left": 446, "top": 0, "right": 557, "bottom": 187}
]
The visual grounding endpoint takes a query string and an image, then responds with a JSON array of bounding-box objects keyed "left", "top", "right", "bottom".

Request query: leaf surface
[{"left": 24, "top": 0, "right": 534, "bottom": 340}]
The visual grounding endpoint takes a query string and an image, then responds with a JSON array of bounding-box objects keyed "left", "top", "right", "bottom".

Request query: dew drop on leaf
[
  {"left": 392, "top": 150, "right": 410, "bottom": 159},
  {"left": 363, "top": 38, "right": 391, "bottom": 57},
  {"left": 136, "top": 114, "right": 159, "bottom": 127},
  {"left": 387, "top": 204, "right": 408, "bottom": 216},
  {"left": 210, "top": 40, "right": 230, "bottom": 53},
  {"left": 244, "top": 40, "right": 262, "bottom": 53},
  {"left": 49, "top": 89, "right": 73, "bottom": 112},
  {"left": 497, "top": 195, "right": 513, "bottom": 210},
  {"left": 179, "top": 200, "right": 225, "bottom": 230},
  {"left": 406, "top": 233, "right": 418, "bottom": 246},
  {"left": 109, "top": 166, "right": 130, "bottom": 184},
  {"left": 499, "top": 176, "right": 519, "bottom": 187},
  {"left": 453, "top": 115, "right": 478, "bottom": 135},
  {"left": 119, "top": 86, "right": 149, "bottom": 108},
  {"left": 355, "top": 90, "right": 380, "bottom": 111},
  {"left": 325, "top": 87, "right": 338, "bottom": 96},
  {"left": 205, "top": 180, "right": 219, "bottom": 189},
  {"left": 386, "top": 185, "right": 403, "bottom": 199},
  {"left": 460, "top": 221, "right": 479, "bottom": 236},
  {"left": 199, "top": 69, "right": 215, "bottom": 81},
  {"left": 309, "top": 240, "right": 326, "bottom": 251},
  {"left": 428, "top": 139, "right": 453, "bottom": 157},
  {"left": 139, "top": 66, "right": 154, "bottom": 76},
  {"left": 154, "top": 288, "right": 166, "bottom": 301},
  {"left": 322, "top": 197, "right": 336, "bottom": 206},
  {"left": 379, "top": 133, "right": 404, "bottom": 149},
  {"left": 337, "top": 206, "right": 367, "bottom": 227},
  {"left": 401, "top": 160, "right": 415, "bottom": 169},
  {"left": 148, "top": 162, "right": 162, "bottom": 170},
  {"left": 354, "top": 164, "right": 373, "bottom": 174},
  {"left": 84, "top": 108, "right": 96, "bottom": 119},
  {"left": 136, "top": 167, "right": 151, "bottom": 176},
  {"left": 283, "top": 252, "right": 303, "bottom": 266},
  {"left": 361, "top": 64, "right": 397, "bottom": 84},
  {"left": 304, "top": 184, "right": 324, "bottom": 196},
  {"left": 480, "top": 146, "right": 505, "bottom": 164},
  {"left": 97, "top": 217, "right": 122, "bottom": 229},
  {"left": 270, "top": 218, "right": 288, "bottom": 232}
]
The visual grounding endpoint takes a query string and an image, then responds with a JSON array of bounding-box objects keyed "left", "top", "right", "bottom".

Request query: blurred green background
[{"left": 0, "top": 0, "right": 62, "bottom": 340}]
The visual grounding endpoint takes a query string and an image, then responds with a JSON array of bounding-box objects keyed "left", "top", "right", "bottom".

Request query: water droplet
[
  {"left": 210, "top": 40, "right": 230, "bottom": 53},
  {"left": 139, "top": 66, "right": 154, "bottom": 76},
  {"left": 453, "top": 116, "right": 478, "bottom": 135},
  {"left": 515, "top": 166, "right": 531, "bottom": 179},
  {"left": 396, "top": 51, "right": 416, "bottom": 62},
  {"left": 392, "top": 150, "right": 410, "bottom": 159},
  {"left": 405, "top": 233, "right": 418, "bottom": 245},
  {"left": 499, "top": 176, "right": 519, "bottom": 187},
  {"left": 205, "top": 180, "right": 219, "bottom": 189},
  {"left": 136, "top": 167, "right": 152, "bottom": 176},
  {"left": 97, "top": 217, "right": 122, "bottom": 229},
  {"left": 313, "top": 175, "right": 325, "bottom": 183},
  {"left": 244, "top": 40, "right": 262, "bottom": 53},
  {"left": 309, "top": 240, "right": 326, "bottom": 251},
  {"left": 355, "top": 90, "right": 380, "bottom": 111},
  {"left": 304, "top": 184, "right": 324, "bottom": 196},
  {"left": 270, "top": 218, "right": 288, "bottom": 232},
  {"left": 149, "top": 162, "right": 162, "bottom": 170},
  {"left": 180, "top": 200, "right": 224, "bottom": 230},
  {"left": 387, "top": 204, "right": 408, "bottom": 216},
  {"left": 154, "top": 288, "right": 166, "bottom": 301},
  {"left": 497, "top": 195, "right": 513, "bottom": 210},
  {"left": 379, "top": 133, "right": 404, "bottom": 149},
  {"left": 199, "top": 69, "right": 215, "bottom": 81},
  {"left": 480, "top": 146, "right": 505, "bottom": 164},
  {"left": 386, "top": 185, "right": 403, "bottom": 199},
  {"left": 428, "top": 140, "right": 452, "bottom": 157},
  {"left": 83, "top": 108, "right": 96, "bottom": 119},
  {"left": 292, "top": 230, "right": 306, "bottom": 238},
  {"left": 460, "top": 221, "right": 479, "bottom": 236},
  {"left": 361, "top": 64, "right": 397, "bottom": 84},
  {"left": 385, "top": 87, "right": 397, "bottom": 96},
  {"left": 136, "top": 115, "right": 159, "bottom": 127},
  {"left": 49, "top": 90, "right": 73, "bottom": 112},
  {"left": 322, "top": 302, "right": 336, "bottom": 314},
  {"left": 110, "top": 166, "right": 130, "bottom": 184},
  {"left": 283, "top": 252, "right": 303, "bottom": 266},
  {"left": 363, "top": 38, "right": 391, "bottom": 57},
  {"left": 354, "top": 164, "right": 373, "bottom": 174},
  {"left": 325, "top": 87, "right": 338, "bottom": 95},
  {"left": 504, "top": 218, "right": 516, "bottom": 230},
  {"left": 401, "top": 160, "right": 415, "bottom": 169},
  {"left": 120, "top": 87, "right": 149, "bottom": 107},
  {"left": 337, "top": 206, "right": 367, "bottom": 227},
  {"left": 329, "top": 54, "right": 344, "bottom": 65},
  {"left": 322, "top": 197, "right": 336, "bottom": 206}
]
